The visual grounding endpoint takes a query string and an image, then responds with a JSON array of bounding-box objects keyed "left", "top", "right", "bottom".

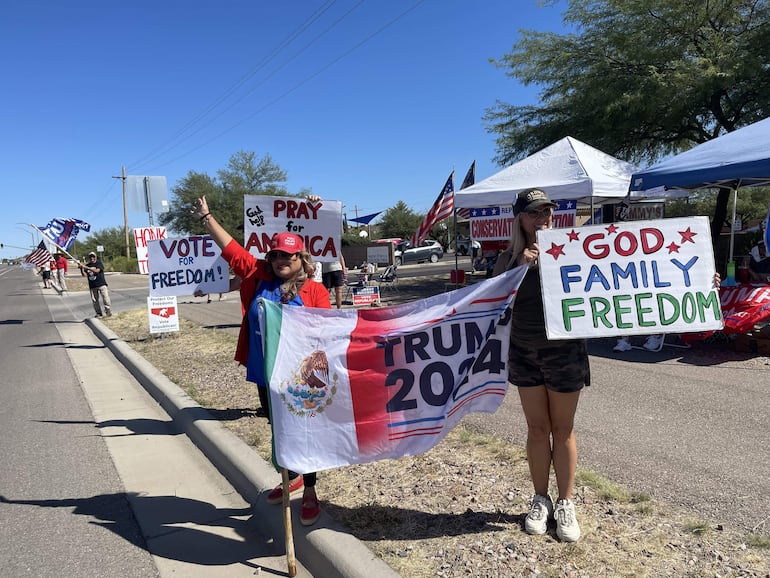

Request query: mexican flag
[{"left": 260, "top": 266, "right": 527, "bottom": 474}]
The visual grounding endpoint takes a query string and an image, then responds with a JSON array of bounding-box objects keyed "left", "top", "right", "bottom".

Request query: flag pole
[
  {"left": 27, "top": 224, "right": 82, "bottom": 265},
  {"left": 281, "top": 468, "right": 297, "bottom": 577}
]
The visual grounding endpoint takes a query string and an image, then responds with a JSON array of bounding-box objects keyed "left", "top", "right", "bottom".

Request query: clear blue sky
[{"left": 1, "top": 0, "right": 568, "bottom": 258}]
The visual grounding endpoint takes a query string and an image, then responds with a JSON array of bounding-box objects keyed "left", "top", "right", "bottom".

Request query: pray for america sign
[{"left": 538, "top": 216, "right": 724, "bottom": 339}]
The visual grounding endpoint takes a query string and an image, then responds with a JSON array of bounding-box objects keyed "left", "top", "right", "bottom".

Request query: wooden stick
[{"left": 282, "top": 468, "right": 297, "bottom": 577}]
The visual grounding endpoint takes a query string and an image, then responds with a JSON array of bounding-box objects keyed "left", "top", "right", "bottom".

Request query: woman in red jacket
[{"left": 193, "top": 195, "right": 330, "bottom": 526}]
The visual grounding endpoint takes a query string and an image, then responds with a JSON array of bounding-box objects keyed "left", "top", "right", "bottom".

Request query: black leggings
[{"left": 257, "top": 386, "right": 316, "bottom": 488}]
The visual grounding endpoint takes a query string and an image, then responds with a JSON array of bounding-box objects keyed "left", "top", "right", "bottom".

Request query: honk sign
[{"left": 538, "top": 216, "right": 724, "bottom": 339}]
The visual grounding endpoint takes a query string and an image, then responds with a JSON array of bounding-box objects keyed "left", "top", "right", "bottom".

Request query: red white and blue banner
[
  {"left": 260, "top": 267, "right": 527, "bottom": 474},
  {"left": 36, "top": 218, "right": 91, "bottom": 250},
  {"left": 538, "top": 216, "right": 724, "bottom": 339}
]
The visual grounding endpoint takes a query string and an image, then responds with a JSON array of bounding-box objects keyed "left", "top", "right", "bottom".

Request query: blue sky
[{"left": 1, "top": 0, "right": 568, "bottom": 258}]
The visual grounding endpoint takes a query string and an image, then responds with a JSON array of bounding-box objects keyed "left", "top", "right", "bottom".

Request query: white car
[{"left": 393, "top": 239, "right": 444, "bottom": 265}]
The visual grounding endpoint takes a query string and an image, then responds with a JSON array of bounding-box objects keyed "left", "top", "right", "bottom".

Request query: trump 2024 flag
[{"left": 259, "top": 266, "right": 527, "bottom": 474}]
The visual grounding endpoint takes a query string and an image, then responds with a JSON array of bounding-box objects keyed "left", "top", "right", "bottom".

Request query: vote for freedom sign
[{"left": 538, "top": 216, "right": 724, "bottom": 339}]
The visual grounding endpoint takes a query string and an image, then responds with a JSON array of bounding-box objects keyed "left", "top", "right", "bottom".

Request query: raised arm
[{"left": 192, "top": 195, "right": 233, "bottom": 250}]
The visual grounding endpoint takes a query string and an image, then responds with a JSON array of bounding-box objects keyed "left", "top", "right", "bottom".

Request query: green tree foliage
[
  {"left": 159, "top": 151, "right": 291, "bottom": 242},
  {"left": 71, "top": 226, "right": 136, "bottom": 270},
  {"left": 485, "top": 0, "right": 770, "bottom": 246},
  {"left": 377, "top": 201, "right": 424, "bottom": 240}
]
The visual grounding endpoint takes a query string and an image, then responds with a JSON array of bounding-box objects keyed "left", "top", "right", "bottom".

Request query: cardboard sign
[
  {"left": 148, "top": 295, "right": 179, "bottom": 334},
  {"left": 538, "top": 217, "right": 724, "bottom": 339},
  {"left": 147, "top": 235, "right": 229, "bottom": 297},
  {"left": 134, "top": 226, "right": 167, "bottom": 275},
  {"left": 243, "top": 195, "right": 343, "bottom": 262}
]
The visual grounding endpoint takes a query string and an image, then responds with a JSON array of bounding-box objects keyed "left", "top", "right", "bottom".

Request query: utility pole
[{"left": 112, "top": 166, "right": 130, "bottom": 259}]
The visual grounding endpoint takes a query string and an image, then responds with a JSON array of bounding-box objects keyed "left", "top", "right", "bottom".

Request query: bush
[{"left": 109, "top": 256, "right": 139, "bottom": 273}]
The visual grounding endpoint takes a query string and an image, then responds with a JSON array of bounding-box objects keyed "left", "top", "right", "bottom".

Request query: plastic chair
[{"left": 376, "top": 265, "right": 398, "bottom": 292}]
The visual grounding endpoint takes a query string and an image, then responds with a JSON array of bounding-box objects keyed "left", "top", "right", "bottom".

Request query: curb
[{"left": 86, "top": 317, "right": 401, "bottom": 578}]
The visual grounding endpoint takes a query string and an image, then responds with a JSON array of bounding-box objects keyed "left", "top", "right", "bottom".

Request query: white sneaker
[
  {"left": 555, "top": 498, "right": 581, "bottom": 542},
  {"left": 613, "top": 338, "right": 632, "bottom": 352},
  {"left": 524, "top": 494, "right": 553, "bottom": 535},
  {"left": 643, "top": 334, "right": 664, "bottom": 351}
]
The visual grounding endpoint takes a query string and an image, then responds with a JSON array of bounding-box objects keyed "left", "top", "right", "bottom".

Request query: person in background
[
  {"left": 322, "top": 254, "right": 347, "bottom": 309},
  {"left": 55, "top": 252, "right": 69, "bottom": 292},
  {"left": 40, "top": 259, "right": 52, "bottom": 289},
  {"left": 192, "top": 194, "right": 330, "bottom": 526},
  {"left": 492, "top": 188, "right": 588, "bottom": 543},
  {"left": 749, "top": 239, "right": 770, "bottom": 282},
  {"left": 78, "top": 252, "right": 111, "bottom": 317}
]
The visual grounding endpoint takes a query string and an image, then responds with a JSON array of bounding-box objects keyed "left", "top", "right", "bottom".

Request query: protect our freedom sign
[
  {"left": 243, "top": 195, "right": 343, "bottom": 262},
  {"left": 259, "top": 266, "right": 527, "bottom": 474},
  {"left": 538, "top": 216, "right": 724, "bottom": 339},
  {"left": 147, "top": 235, "right": 229, "bottom": 297}
]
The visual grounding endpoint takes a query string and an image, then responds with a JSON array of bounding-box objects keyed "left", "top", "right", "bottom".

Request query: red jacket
[{"left": 221, "top": 239, "right": 331, "bottom": 366}]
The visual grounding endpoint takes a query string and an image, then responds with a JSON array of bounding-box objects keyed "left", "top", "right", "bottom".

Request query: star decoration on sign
[
  {"left": 679, "top": 227, "right": 697, "bottom": 244},
  {"left": 567, "top": 229, "right": 580, "bottom": 242},
  {"left": 605, "top": 224, "right": 618, "bottom": 234},
  {"left": 546, "top": 242, "right": 566, "bottom": 260},
  {"left": 666, "top": 242, "right": 680, "bottom": 253}
]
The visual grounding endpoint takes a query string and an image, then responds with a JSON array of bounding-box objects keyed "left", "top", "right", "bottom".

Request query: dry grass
[{"left": 103, "top": 308, "right": 770, "bottom": 578}]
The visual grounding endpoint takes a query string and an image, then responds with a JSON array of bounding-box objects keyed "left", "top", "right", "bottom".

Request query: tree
[
  {"left": 485, "top": 0, "right": 770, "bottom": 246},
  {"left": 72, "top": 227, "right": 130, "bottom": 262},
  {"left": 159, "top": 151, "right": 292, "bottom": 242},
  {"left": 377, "top": 201, "right": 424, "bottom": 240}
]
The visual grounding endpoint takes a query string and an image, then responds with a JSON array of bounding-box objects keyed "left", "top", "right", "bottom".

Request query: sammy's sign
[{"left": 538, "top": 217, "right": 723, "bottom": 339}]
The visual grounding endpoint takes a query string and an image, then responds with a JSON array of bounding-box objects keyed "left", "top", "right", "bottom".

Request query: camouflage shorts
[{"left": 508, "top": 338, "right": 590, "bottom": 393}]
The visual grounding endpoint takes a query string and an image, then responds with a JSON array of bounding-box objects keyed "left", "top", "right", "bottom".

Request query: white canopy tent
[{"left": 455, "top": 136, "right": 641, "bottom": 209}]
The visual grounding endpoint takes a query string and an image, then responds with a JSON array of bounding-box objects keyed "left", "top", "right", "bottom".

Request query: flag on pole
[
  {"left": 37, "top": 218, "right": 91, "bottom": 251},
  {"left": 411, "top": 172, "right": 454, "bottom": 246},
  {"left": 260, "top": 266, "right": 527, "bottom": 474},
  {"left": 456, "top": 161, "right": 475, "bottom": 220},
  {"left": 24, "top": 241, "right": 53, "bottom": 268},
  {"left": 764, "top": 203, "right": 770, "bottom": 250}
]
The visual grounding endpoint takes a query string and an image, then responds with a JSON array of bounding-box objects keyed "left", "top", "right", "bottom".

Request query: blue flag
[{"left": 37, "top": 218, "right": 91, "bottom": 251}]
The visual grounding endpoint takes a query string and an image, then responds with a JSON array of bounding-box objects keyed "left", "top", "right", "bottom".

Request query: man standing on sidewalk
[{"left": 78, "top": 252, "right": 111, "bottom": 317}]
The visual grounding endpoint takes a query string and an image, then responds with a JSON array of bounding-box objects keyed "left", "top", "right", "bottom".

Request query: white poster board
[
  {"left": 134, "top": 226, "right": 167, "bottom": 275},
  {"left": 148, "top": 295, "right": 179, "bottom": 334},
  {"left": 147, "top": 235, "right": 229, "bottom": 297},
  {"left": 538, "top": 216, "right": 724, "bottom": 339},
  {"left": 243, "top": 195, "right": 343, "bottom": 262}
]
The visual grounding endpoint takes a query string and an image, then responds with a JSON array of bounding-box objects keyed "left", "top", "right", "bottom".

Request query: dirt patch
[{"left": 103, "top": 309, "right": 770, "bottom": 577}]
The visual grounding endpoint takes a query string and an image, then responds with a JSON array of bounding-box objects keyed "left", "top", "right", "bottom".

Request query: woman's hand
[
  {"left": 191, "top": 196, "right": 209, "bottom": 220},
  {"left": 306, "top": 194, "right": 321, "bottom": 203},
  {"left": 518, "top": 243, "right": 540, "bottom": 267}
]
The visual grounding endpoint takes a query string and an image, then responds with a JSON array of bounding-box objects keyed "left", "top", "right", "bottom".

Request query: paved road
[
  {"left": 0, "top": 266, "right": 310, "bottom": 577},
  {"left": 31, "top": 266, "right": 770, "bottom": 534}
]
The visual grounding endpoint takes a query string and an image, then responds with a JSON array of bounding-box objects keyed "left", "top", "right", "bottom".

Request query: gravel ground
[{"left": 98, "top": 271, "right": 770, "bottom": 578}]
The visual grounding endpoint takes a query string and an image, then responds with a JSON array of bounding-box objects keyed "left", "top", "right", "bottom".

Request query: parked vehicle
[{"left": 393, "top": 239, "right": 444, "bottom": 265}]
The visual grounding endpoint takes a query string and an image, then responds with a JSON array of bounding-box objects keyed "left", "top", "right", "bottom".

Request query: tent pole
[{"left": 729, "top": 184, "right": 740, "bottom": 262}]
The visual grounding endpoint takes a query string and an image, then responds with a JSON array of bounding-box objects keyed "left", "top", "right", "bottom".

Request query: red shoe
[
  {"left": 300, "top": 496, "right": 321, "bottom": 526},
  {"left": 266, "top": 476, "right": 303, "bottom": 505}
]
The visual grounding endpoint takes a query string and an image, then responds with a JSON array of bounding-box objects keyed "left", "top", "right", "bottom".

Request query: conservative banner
[
  {"left": 538, "top": 216, "right": 724, "bottom": 339},
  {"left": 243, "top": 195, "right": 343, "bottom": 262},
  {"left": 468, "top": 201, "right": 577, "bottom": 242},
  {"left": 260, "top": 266, "right": 528, "bottom": 474},
  {"left": 147, "top": 235, "right": 229, "bottom": 297}
]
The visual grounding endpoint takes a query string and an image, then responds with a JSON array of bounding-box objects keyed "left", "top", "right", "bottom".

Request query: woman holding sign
[
  {"left": 193, "top": 195, "right": 331, "bottom": 526},
  {"left": 493, "top": 188, "right": 589, "bottom": 543}
]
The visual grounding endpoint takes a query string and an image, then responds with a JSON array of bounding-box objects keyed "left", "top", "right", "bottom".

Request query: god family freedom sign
[{"left": 537, "top": 217, "right": 724, "bottom": 339}]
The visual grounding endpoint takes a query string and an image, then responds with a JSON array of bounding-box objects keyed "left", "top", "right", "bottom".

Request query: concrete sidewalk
[{"left": 85, "top": 317, "right": 401, "bottom": 578}]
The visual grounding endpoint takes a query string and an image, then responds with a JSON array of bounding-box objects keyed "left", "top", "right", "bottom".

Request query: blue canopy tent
[{"left": 629, "top": 116, "right": 770, "bottom": 262}]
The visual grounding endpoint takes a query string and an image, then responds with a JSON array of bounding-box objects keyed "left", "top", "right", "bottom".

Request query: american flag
[
  {"left": 456, "top": 161, "right": 476, "bottom": 220},
  {"left": 24, "top": 241, "right": 53, "bottom": 268},
  {"left": 411, "top": 172, "right": 454, "bottom": 246}
]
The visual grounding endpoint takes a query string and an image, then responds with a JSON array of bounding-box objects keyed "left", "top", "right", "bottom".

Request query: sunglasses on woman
[{"left": 524, "top": 207, "right": 554, "bottom": 219}]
